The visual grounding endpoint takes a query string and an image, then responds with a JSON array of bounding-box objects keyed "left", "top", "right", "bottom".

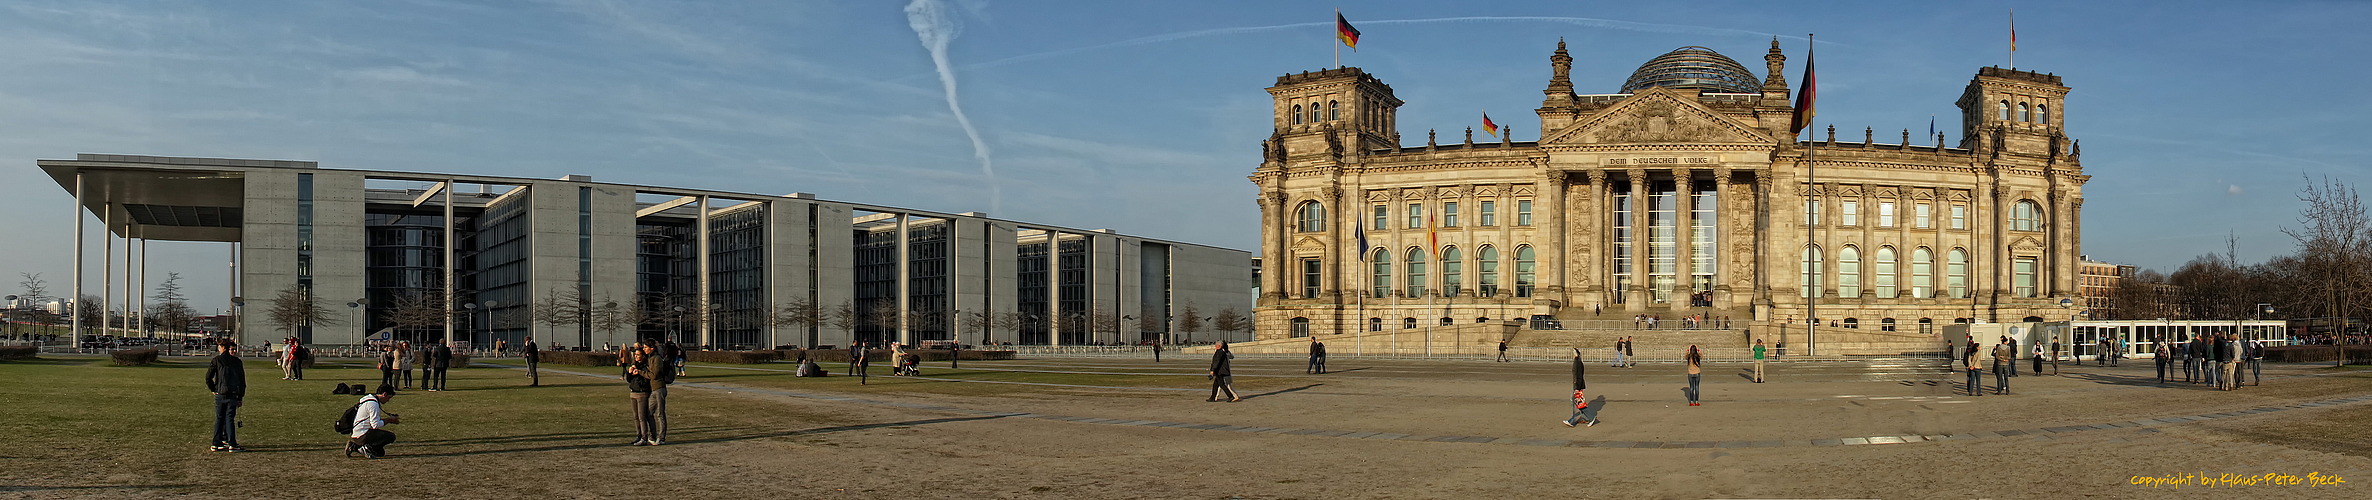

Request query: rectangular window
[
  {"left": 1915, "top": 202, "right": 1932, "bottom": 228},
  {"left": 1877, "top": 201, "right": 1896, "bottom": 228},
  {"left": 1407, "top": 203, "right": 1424, "bottom": 229},
  {"left": 1951, "top": 204, "right": 1968, "bottom": 230},
  {"left": 1302, "top": 258, "right": 1322, "bottom": 299},
  {"left": 1373, "top": 204, "right": 1388, "bottom": 231},
  {"left": 1442, "top": 201, "right": 1459, "bottom": 227},
  {"left": 1841, "top": 200, "right": 1859, "bottom": 226},
  {"left": 1804, "top": 198, "right": 1822, "bottom": 225},
  {"left": 1479, "top": 201, "right": 1496, "bottom": 226},
  {"left": 1516, "top": 199, "right": 1533, "bottom": 226},
  {"left": 2014, "top": 257, "right": 2038, "bottom": 298},
  {"left": 1646, "top": 181, "right": 1676, "bottom": 303}
]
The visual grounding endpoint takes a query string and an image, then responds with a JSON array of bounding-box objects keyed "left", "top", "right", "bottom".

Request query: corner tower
[
  {"left": 1956, "top": 67, "right": 2071, "bottom": 156},
  {"left": 1265, "top": 67, "right": 1403, "bottom": 160}
]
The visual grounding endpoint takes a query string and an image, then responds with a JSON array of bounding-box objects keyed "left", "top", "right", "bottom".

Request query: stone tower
[
  {"left": 1955, "top": 67, "right": 2071, "bottom": 155},
  {"left": 1264, "top": 67, "right": 1403, "bottom": 161}
]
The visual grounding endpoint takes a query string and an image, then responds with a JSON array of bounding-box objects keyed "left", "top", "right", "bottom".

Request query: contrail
[
  {"left": 962, "top": 16, "right": 1835, "bottom": 72},
  {"left": 906, "top": 0, "right": 1002, "bottom": 213}
]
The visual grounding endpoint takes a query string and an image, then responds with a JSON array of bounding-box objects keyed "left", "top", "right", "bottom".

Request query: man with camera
[{"left": 346, "top": 384, "right": 400, "bottom": 458}]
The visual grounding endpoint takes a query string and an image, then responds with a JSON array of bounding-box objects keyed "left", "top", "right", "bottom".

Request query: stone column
[
  {"left": 1627, "top": 168, "right": 1649, "bottom": 309},
  {"left": 1540, "top": 171, "right": 1567, "bottom": 298},
  {"left": 1259, "top": 190, "right": 1288, "bottom": 301},
  {"left": 1714, "top": 166, "right": 1735, "bottom": 307},
  {"left": 1582, "top": 170, "right": 1609, "bottom": 301},
  {"left": 1675, "top": 169, "right": 1695, "bottom": 305}
]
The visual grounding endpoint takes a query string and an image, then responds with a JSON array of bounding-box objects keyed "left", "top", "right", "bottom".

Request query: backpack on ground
[{"left": 332, "top": 400, "right": 365, "bottom": 434}]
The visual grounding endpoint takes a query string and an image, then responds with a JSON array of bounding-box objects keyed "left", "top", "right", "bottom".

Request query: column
[
  {"left": 1627, "top": 169, "right": 1648, "bottom": 309},
  {"left": 102, "top": 202, "right": 112, "bottom": 338},
  {"left": 1714, "top": 167, "right": 1736, "bottom": 307},
  {"left": 1541, "top": 172, "right": 1567, "bottom": 298},
  {"left": 442, "top": 181, "right": 455, "bottom": 344},
  {"left": 894, "top": 213, "right": 912, "bottom": 346},
  {"left": 1046, "top": 229, "right": 1061, "bottom": 347},
  {"left": 70, "top": 173, "right": 84, "bottom": 339},
  {"left": 1675, "top": 169, "right": 1695, "bottom": 306},
  {"left": 1260, "top": 191, "right": 1287, "bottom": 300},
  {"left": 1583, "top": 170, "right": 1607, "bottom": 299},
  {"left": 696, "top": 195, "right": 712, "bottom": 347}
]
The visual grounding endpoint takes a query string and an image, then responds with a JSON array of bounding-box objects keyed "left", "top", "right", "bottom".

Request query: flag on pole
[
  {"left": 1789, "top": 35, "right": 1817, "bottom": 133},
  {"left": 1336, "top": 13, "right": 1361, "bottom": 50},
  {"left": 1928, "top": 115, "right": 1936, "bottom": 139},
  {"left": 1355, "top": 219, "right": 1369, "bottom": 262},
  {"left": 2009, "top": 9, "right": 2018, "bottom": 54},
  {"left": 1426, "top": 211, "right": 1438, "bottom": 259},
  {"left": 1481, "top": 112, "right": 1499, "bottom": 138}
]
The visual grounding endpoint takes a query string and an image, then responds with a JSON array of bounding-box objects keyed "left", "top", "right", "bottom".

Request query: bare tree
[
  {"left": 531, "top": 287, "right": 589, "bottom": 345},
  {"left": 1090, "top": 308, "right": 1122, "bottom": 345},
  {"left": 385, "top": 289, "right": 450, "bottom": 342},
  {"left": 1211, "top": 308, "right": 1249, "bottom": 341},
  {"left": 2283, "top": 174, "right": 2370, "bottom": 366},
  {"left": 264, "top": 285, "right": 340, "bottom": 339},
  {"left": 960, "top": 309, "right": 996, "bottom": 346},
  {"left": 14, "top": 273, "right": 56, "bottom": 335},
  {"left": 145, "top": 273, "right": 197, "bottom": 336},
  {"left": 773, "top": 297, "right": 823, "bottom": 348},
  {"left": 863, "top": 301, "right": 903, "bottom": 344},
  {"left": 586, "top": 295, "right": 647, "bottom": 348},
  {"left": 992, "top": 311, "right": 1027, "bottom": 345},
  {"left": 827, "top": 300, "right": 862, "bottom": 345},
  {"left": 1174, "top": 303, "right": 1204, "bottom": 344},
  {"left": 1135, "top": 313, "right": 1166, "bottom": 344},
  {"left": 75, "top": 294, "right": 102, "bottom": 335}
]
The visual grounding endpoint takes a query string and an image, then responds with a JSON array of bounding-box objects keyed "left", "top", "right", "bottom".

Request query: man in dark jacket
[
  {"left": 1208, "top": 341, "right": 1239, "bottom": 402},
  {"left": 204, "top": 339, "right": 247, "bottom": 452},
  {"left": 522, "top": 336, "right": 540, "bottom": 386},
  {"left": 651, "top": 340, "right": 680, "bottom": 444},
  {"left": 1306, "top": 338, "right": 1326, "bottom": 374},
  {"left": 289, "top": 342, "right": 310, "bottom": 381},
  {"left": 430, "top": 342, "right": 454, "bottom": 391},
  {"left": 624, "top": 340, "right": 657, "bottom": 446}
]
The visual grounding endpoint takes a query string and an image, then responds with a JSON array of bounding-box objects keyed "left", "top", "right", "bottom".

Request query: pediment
[
  {"left": 1368, "top": 191, "right": 1394, "bottom": 202},
  {"left": 1437, "top": 188, "right": 1465, "bottom": 199},
  {"left": 1541, "top": 88, "right": 1777, "bottom": 145},
  {"left": 1293, "top": 235, "right": 1329, "bottom": 252},
  {"left": 1474, "top": 186, "right": 1500, "bottom": 197},
  {"left": 2009, "top": 236, "right": 2046, "bottom": 252}
]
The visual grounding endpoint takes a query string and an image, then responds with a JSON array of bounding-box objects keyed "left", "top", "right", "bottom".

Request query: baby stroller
[{"left": 894, "top": 352, "right": 922, "bottom": 376}]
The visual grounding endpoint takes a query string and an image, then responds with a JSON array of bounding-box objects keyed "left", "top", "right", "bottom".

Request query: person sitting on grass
[{"left": 347, "top": 384, "right": 400, "bottom": 459}]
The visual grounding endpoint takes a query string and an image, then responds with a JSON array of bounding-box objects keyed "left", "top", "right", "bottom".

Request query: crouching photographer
[{"left": 342, "top": 384, "right": 401, "bottom": 458}]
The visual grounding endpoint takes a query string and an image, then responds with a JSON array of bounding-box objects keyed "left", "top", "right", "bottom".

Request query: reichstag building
[{"left": 1251, "top": 40, "right": 2086, "bottom": 346}]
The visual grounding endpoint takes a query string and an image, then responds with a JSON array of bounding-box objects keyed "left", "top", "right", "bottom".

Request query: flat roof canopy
[{"left": 41, "top": 157, "right": 260, "bottom": 243}]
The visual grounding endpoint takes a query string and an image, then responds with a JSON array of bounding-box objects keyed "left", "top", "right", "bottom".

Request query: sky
[{"left": 2, "top": 0, "right": 2367, "bottom": 312}]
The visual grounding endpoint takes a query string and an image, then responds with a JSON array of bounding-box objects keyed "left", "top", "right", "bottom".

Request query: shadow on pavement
[{"left": 1238, "top": 384, "right": 1324, "bottom": 401}]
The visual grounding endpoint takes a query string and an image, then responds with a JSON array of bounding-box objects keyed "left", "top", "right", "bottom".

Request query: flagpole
[
  {"left": 2008, "top": 9, "right": 2016, "bottom": 69},
  {"left": 1333, "top": 8, "right": 1341, "bottom": 69},
  {"left": 1803, "top": 33, "right": 1817, "bottom": 357}
]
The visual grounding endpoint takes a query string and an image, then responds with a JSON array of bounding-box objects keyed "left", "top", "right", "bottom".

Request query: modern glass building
[{"left": 40, "top": 154, "right": 1252, "bottom": 349}]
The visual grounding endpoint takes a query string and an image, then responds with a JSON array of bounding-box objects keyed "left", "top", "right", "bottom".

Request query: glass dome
[{"left": 1619, "top": 46, "right": 1760, "bottom": 94}]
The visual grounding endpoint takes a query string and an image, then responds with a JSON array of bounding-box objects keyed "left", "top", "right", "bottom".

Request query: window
[
  {"left": 1805, "top": 198, "right": 1822, "bottom": 225},
  {"left": 2019, "top": 102, "right": 2031, "bottom": 122},
  {"left": 1516, "top": 199, "right": 1533, "bottom": 226},
  {"left": 1841, "top": 199, "right": 1859, "bottom": 226},
  {"left": 1514, "top": 246, "right": 1536, "bottom": 297},
  {"left": 1369, "top": 317, "right": 1382, "bottom": 332},
  {"left": 1408, "top": 203, "right": 1424, "bottom": 229},
  {"left": 1296, "top": 201, "right": 1326, "bottom": 232},
  {"left": 1307, "top": 103, "right": 1320, "bottom": 124},
  {"left": 1837, "top": 245, "right": 1861, "bottom": 298},
  {"left": 1999, "top": 100, "right": 2011, "bottom": 121},
  {"left": 1327, "top": 100, "right": 1339, "bottom": 121},
  {"left": 2011, "top": 200, "right": 2044, "bottom": 231},
  {"left": 1479, "top": 201, "right": 1496, "bottom": 226},
  {"left": 1950, "top": 203, "right": 1968, "bottom": 230},
  {"left": 1371, "top": 248, "right": 1392, "bottom": 298},
  {"left": 1881, "top": 318, "right": 1898, "bottom": 332},
  {"left": 1291, "top": 104, "right": 1303, "bottom": 125},
  {"left": 1301, "top": 258, "right": 1322, "bottom": 299},
  {"left": 1441, "top": 246, "right": 1463, "bottom": 296},
  {"left": 1915, "top": 202, "right": 1932, "bottom": 228},
  {"left": 1440, "top": 317, "right": 1453, "bottom": 326},
  {"left": 1403, "top": 317, "right": 1417, "bottom": 329},
  {"left": 1406, "top": 248, "right": 1427, "bottom": 297},
  {"left": 2014, "top": 257, "right": 2038, "bottom": 298},
  {"left": 1874, "top": 246, "right": 1898, "bottom": 298},
  {"left": 1801, "top": 245, "right": 1824, "bottom": 298},
  {"left": 1478, "top": 246, "right": 1499, "bottom": 297},
  {"left": 1290, "top": 317, "right": 1310, "bottom": 337},
  {"left": 1948, "top": 248, "right": 1970, "bottom": 299},
  {"left": 1911, "top": 247, "right": 1935, "bottom": 298},
  {"left": 1843, "top": 318, "right": 1859, "bottom": 329},
  {"left": 2038, "top": 104, "right": 2049, "bottom": 124},
  {"left": 1373, "top": 204, "right": 1388, "bottom": 231},
  {"left": 1877, "top": 201, "right": 1895, "bottom": 228},
  {"left": 1443, "top": 201, "right": 1459, "bottom": 227}
]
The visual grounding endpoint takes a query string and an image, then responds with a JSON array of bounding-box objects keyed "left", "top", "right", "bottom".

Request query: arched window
[
  {"left": 1403, "top": 317, "right": 1417, "bottom": 329},
  {"left": 1801, "top": 245, "right": 1824, "bottom": 298},
  {"left": 1918, "top": 317, "right": 1935, "bottom": 335},
  {"left": 2019, "top": 102, "right": 2031, "bottom": 122},
  {"left": 1843, "top": 317, "right": 1860, "bottom": 329},
  {"left": 1912, "top": 247, "right": 1935, "bottom": 299},
  {"left": 1296, "top": 201, "right": 1326, "bottom": 232},
  {"left": 2022, "top": 316, "right": 2045, "bottom": 323},
  {"left": 1948, "top": 248, "right": 1971, "bottom": 299},
  {"left": 2011, "top": 200, "right": 2044, "bottom": 231},
  {"left": 1837, "top": 245, "right": 1861, "bottom": 298},
  {"left": 1514, "top": 246, "right": 1536, "bottom": 297},
  {"left": 1406, "top": 247, "right": 1427, "bottom": 297},
  {"left": 1441, "top": 246, "right": 1463, "bottom": 296},
  {"left": 1290, "top": 317, "right": 1310, "bottom": 337},
  {"left": 1291, "top": 104, "right": 1303, "bottom": 125},
  {"left": 2037, "top": 104, "right": 2049, "bottom": 124},
  {"left": 1477, "top": 246, "right": 1500, "bottom": 297},
  {"left": 1369, "top": 317, "right": 1382, "bottom": 331},
  {"left": 1475, "top": 317, "right": 1490, "bottom": 323},
  {"left": 1881, "top": 318, "right": 1898, "bottom": 332},
  {"left": 1371, "top": 248, "right": 1392, "bottom": 298},
  {"left": 1998, "top": 100, "right": 2011, "bottom": 120},
  {"left": 1327, "top": 100, "right": 1340, "bottom": 121},
  {"left": 1307, "top": 103, "right": 1321, "bottom": 124},
  {"left": 1874, "top": 246, "right": 1899, "bottom": 298},
  {"left": 1440, "top": 317, "right": 1453, "bottom": 326}
]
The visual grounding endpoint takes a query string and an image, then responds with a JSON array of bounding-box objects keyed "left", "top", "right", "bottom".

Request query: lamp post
[
  {"left": 229, "top": 298, "right": 243, "bottom": 343},
  {"left": 464, "top": 300, "right": 498, "bottom": 350},
  {"left": 671, "top": 306, "right": 688, "bottom": 345},
  {"left": 347, "top": 299, "right": 366, "bottom": 342}
]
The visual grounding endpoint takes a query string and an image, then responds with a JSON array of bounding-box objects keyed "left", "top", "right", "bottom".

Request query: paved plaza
[{"left": 4, "top": 354, "right": 2368, "bottom": 498}]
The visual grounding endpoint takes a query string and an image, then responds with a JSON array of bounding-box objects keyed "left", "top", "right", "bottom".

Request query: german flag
[
  {"left": 1790, "top": 37, "right": 1817, "bottom": 133},
  {"left": 1482, "top": 112, "right": 1499, "bottom": 138},
  {"left": 1336, "top": 13, "right": 1361, "bottom": 50}
]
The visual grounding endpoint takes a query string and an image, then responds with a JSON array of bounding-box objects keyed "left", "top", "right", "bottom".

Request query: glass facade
[{"left": 709, "top": 206, "right": 767, "bottom": 349}]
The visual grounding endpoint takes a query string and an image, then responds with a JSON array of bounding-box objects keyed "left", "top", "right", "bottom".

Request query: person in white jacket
[{"left": 347, "top": 384, "right": 401, "bottom": 459}]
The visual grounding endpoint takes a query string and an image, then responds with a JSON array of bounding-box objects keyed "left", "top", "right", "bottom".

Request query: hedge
[
  {"left": 782, "top": 349, "right": 1013, "bottom": 363},
  {"left": 686, "top": 350, "right": 781, "bottom": 364},
  {"left": 0, "top": 346, "right": 36, "bottom": 361},
  {"left": 111, "top": 348, "right": 161, "bottom": 366},
  {"left": 537, "top": 350, "right": 619, "bottom": 367},
  {"left": 2263, "top": 345, "right": 2372, "bottom": 364}
]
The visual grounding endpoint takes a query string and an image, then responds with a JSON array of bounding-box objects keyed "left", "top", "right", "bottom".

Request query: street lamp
[
  {"left": 464, "top": 300, "right": 498, "bottom": 349},
  {"left": 671, "top": 306, "right": 688, "bottom": 345},
  {"left": 3, "top": 295, "right": 17, "bottom": 341},
  {"left": 346, "top": 299, "right": 366, "bottom": 342}
]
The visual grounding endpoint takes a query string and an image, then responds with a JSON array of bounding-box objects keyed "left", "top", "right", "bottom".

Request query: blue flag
[{"left": 1354, "top": 219, "right": 1369, "bottom": 261}]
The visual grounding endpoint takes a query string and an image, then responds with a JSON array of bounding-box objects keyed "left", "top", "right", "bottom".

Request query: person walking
[
  {"left": 377, "top": 344, "right": 398, "bottom": 389},
  {"left": 1496, "top": 339, "right": 1510, "bottom": 362},
  {"left": 650, "top": 340, "right": 678, "bottom": 445},
  {"left": 2006, "top": 336, "right": 2020, "bottom": 377},
  {"left": 429, "top": 341, "right": 453, "bottom": 391},
  {"left": 396, "top": 341, "right": 416, "bottom": 390},
  {"left": 1306, "top": 338, "right": 1327, "bottom": 374},
  {"left": 1682, "top": 345, "right": 1704, "bottom": 406},
  {"left": 1991, "top": 341, "right": 2013, "bottom": 395},
  {"left": 2031, "top": 340, "right": 2045, "bottom": 375},
  {"left": 1208, "top": 341, "right": 1240, "bottom": 402},
  {"left": 1150, "top": 341, "right": 1162, "bottom": 363},
  {"left": 1963, "top": 339, "right": 1984, "bottom": 397},
  {"left": 345, "top": 384, "right": 400, "bottom": 459},
  {"left": 1751, "top": 339, "right": 1767, "bottom": 383},
  {"left": 1611, "top": 337, "right": 1626, "bottom": 368},
  {"left": 2049, "top": 335, "right": 2063, "bottom": 375},
  {"left": 1624, "top": 336, "right": 1638, "bottom": 367},
  {"left": 2155, "top": 341, "right": 2171, "bottom": 383},
  {"left": 2182, "top": 337, "right": 2199, "bottom": 384},
  {"left": 2247, "top": 337, "right": 2264, "bottom": 386},
  {"left": 204, "top": 339, "right": 248, "bottom": 452},
  {"left": 2219, "top": 333, "right": 2239, "bottom": 391},
  {"left": 847, "top": 342, "right": 864, "bottom": 382},
  {"left": 2112, "top": 337, "right": 2125, "bottom": 367},
  {"left": 1562, "top": 348, "right": 1597, "bottom": 427},
  {"left": 522, "top": 336, "right": 541, "bottom": 387},
  {"left": 950, "top": 342, "right": 961, "bottom": 369},
  {"left": 854, "top": 342, "right": 870, "bottom": 385},
  {"left": 279, "top": 339, "right": 299, "bottom": 380},
  {"left": 623, "top": 341, "right": 658, "bottom": 445}
]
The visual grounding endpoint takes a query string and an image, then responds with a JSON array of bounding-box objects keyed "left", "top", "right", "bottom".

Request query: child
[{"left": 1561, "top": 388, "right": 1596, "bottom": 427}]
